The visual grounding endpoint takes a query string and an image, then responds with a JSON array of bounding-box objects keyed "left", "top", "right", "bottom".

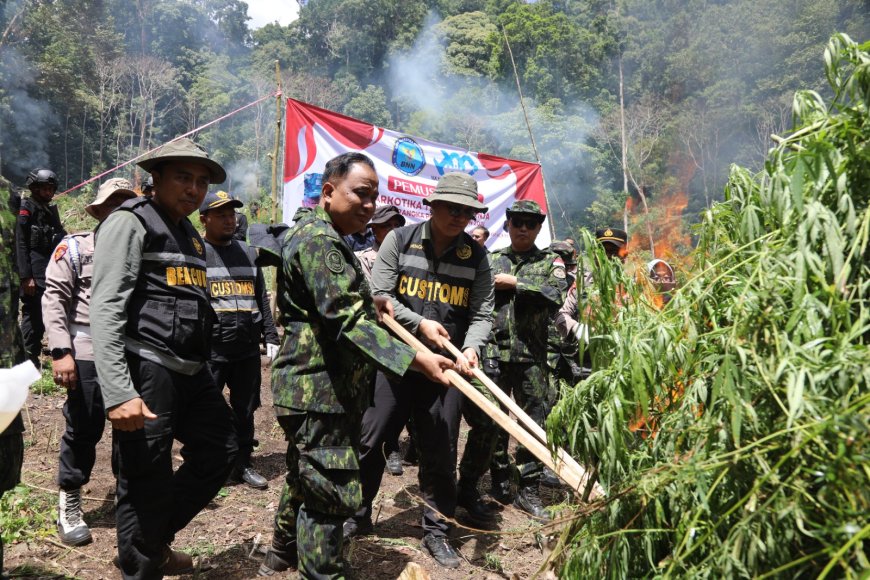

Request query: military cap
[
  {"left": 596, "top": 227, "right": 628, "bottom": 247},
  {"left": 199, "top": 190, "right": 243, "bottom": 214},
  {"left": 424, "top": 172, "right": 488, "bottom": 212},
  {"left": 137, "top": 137, "right": 227, "bottom": 184},
  {"left": 506, "top": 199, "right": 546, "bottom": 224},
  {"left": 369, "top": 204, "right": 405, "bottom": 226},
  {"left": 86, "top": 178, "right": 136, "bottom": 218},
  {"left": 549, "top": 240, "right": 577, "bottom": 265}
]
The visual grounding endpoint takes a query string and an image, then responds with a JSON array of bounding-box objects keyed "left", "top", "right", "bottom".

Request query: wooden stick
[
  {"left": 382, "top": 315, "right": 601, "bottom": 497},
  {"left": 438, "top": 340, "right": 593, "bottom": 488}
]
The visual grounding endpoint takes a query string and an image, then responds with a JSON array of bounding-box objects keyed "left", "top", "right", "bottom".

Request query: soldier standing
[
  {"left": 347, "top": 172, "right": 494, "bottom": 569},
  {"left": 478, "top": 201, "right": 567, "bottom": 519},
  {"left": 198, "top": 191, "right": 279, "bottom": 490},
  {"left": 90, "top": 138, "right": 239, "bottom": 578},
  {"left": 15, "top": 168, "right": 66, "bottom": 367},
  {"left": 258, "top": 152, "right": 453, "bottom": 578},
  {"left": 1, "top": 181, "right": 27, "bottom": 580},
  {"left": 43, "top": 178, "right": 136, "bottom": 546}
]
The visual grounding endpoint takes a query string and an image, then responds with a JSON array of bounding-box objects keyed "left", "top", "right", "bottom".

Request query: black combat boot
[
  {"left": 457, "top": 481, "right": 498, "bottom": 525},
  {"left": 342, "top": 516, "right": 373, "bottom": 540},
  {"left": 514, "top": 485, "right": 551, "bottom": 521},
  {"left": 385, "top": 451, "right": 403, "bottom": 476},
  {"left": 258, "top": 533, "right": 298, "bottom": 576},
  {"left": 422, "top": 534, "right": 461, "bottom": 568}
]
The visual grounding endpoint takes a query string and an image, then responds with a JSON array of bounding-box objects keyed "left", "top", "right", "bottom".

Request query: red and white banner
[{"left": 283, "top": 98, "right": 549, "bottom": 249}]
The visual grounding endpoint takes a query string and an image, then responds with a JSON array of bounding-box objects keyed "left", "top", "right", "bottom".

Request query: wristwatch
[{"left": 51, "top": 347, "right": 72, "bottom": 360}]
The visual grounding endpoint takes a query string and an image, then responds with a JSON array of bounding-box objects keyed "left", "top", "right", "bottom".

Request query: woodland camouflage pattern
[{"left": 270, "top": 205, "right": 414, "bottom": 577}]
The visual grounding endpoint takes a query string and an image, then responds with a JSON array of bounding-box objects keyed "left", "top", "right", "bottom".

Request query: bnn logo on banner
[{"left": 283, "top": 98, "right": 549, "bottom": 250}]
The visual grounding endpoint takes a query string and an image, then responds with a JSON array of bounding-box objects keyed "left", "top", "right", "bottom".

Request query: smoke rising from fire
[{"left": 385, "top": 11, "right": 599, "bottom": 238}]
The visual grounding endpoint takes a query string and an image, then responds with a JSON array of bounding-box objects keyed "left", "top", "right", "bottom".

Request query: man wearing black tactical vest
[
  {"left": 90, "top": 138, "right": 239, "bottom": 579},
  {"left": 346, "top": 172, "right": 494, "bottom": 569},
  {"left": 198, "top": 190, "right": 278, "bottom": 490}
]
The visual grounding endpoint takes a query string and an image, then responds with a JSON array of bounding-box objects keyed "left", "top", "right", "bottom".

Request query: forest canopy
[{"left": 0, "top": 0, "right": 867, "bottom": 237}]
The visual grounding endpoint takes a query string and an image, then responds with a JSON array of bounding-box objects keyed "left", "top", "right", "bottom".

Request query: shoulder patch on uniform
[
  {"left": 553, "top": 268, "right": 566, "bottom": 279},
  {"left": 192, "top": 238, "right": 204, "bottom": 255},
  {"left": 18, "top": 208, "right": 30, "bottom": 217},
  {"left": 54, "top": 243, "right": 68, "bottom": 262},
  {"left": 325, "top": 249, "right": 345, "bottom": 273},
  {"left": 456, "top": 245, "right": 472, "bottom": 260}
]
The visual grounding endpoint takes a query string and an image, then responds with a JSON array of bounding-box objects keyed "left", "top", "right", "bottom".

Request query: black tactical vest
[
  {"left": 118, "top": 197, "right": 213, "bottom": 362},
  {"left": 391, "top": 222, "right": 486, "bottom": 349},
  {"left": 204, "top": 239, "right": 263, "bottom": 358},
  {"left": 20, "top": 197, "right": 65, "bottom": 285}
]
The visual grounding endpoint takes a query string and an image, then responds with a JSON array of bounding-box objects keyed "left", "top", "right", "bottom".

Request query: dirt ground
[{"left": 5, "top": 355, "right": 571, "bottom": 579}]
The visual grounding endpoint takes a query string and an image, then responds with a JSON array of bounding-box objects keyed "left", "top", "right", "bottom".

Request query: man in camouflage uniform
[
  {"left": 1, "top": 182, "right": 27, "bottom": 579},
  {"left": 259, "top": 152, "right": 452, "bottom": 578},
  {"left": 480, "top": 201, "right": 567, "bottom": 519}
]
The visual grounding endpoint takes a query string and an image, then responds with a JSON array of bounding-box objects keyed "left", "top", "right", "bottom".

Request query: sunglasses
[
  {"left": 510, "top": 217, "right": 542, "bottom": 229},
  {"left": 443, "top": 203, "right": 479, "bottom": 219}
]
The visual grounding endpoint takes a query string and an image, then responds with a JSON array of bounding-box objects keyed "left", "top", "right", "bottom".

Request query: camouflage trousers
[
  {"left": 273, "top": 409, "right": 362, "bottom": 579},
  {"left": 457, "top": 366, "right": 501, "bottom": 487},
  {"left": 0, "top": 431, "right": 24, "bottom": 575},
  {"left": 489, "top": 361, "right": 549, "bottom": 487}
]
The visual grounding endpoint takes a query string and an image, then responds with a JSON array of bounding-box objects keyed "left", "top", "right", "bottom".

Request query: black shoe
[
  {"left": 540, "top": 467, "right": 563, "bottom": 488},
  {"left": 237, "top": 466, "right": 268, "bottom": 490},
  {"left": 457, "top": 484, "right": 498, "bottom": 525},
  {"left": 342, "top": 516, "right": 373, "bottom": 540},
  {"left": 489, "top": 479, "right": 515, "bottom": 504},
  {"left": 112, "top": 545, "right": 195, "bottom": 576},
  {"left": 514, "top": 485, "right": 551, "bottom": 521},
  {"left": 385, "top": 451, "right": 404, "bottom": 476},
  {"left": 258, "top": 535, "right": 298, "bottom": 576},
  {"left": 422, "top": 535, "right": 460, "bottom": 568}
]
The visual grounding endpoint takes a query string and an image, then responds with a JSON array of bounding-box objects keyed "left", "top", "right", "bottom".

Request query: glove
[
  {"left": 266, "top": 343, "right": 279, "bottom": 361},
  {"left": 573, "top": 323, "right": 589, "bottom": 344}
]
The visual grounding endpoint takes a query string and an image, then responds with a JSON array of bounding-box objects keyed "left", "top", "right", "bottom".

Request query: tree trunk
[{"left": 636, "top": 185, "right": 656, "bottom": 257}]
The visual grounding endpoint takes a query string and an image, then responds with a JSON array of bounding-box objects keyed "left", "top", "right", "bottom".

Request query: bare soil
[{"left": 6, "top": 356, "right": 568, "bottom": 579}]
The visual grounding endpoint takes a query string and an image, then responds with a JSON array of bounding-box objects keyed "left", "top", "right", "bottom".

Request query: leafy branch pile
[{"left": 547, "top": 34, "right": 869, "bottom": 578}]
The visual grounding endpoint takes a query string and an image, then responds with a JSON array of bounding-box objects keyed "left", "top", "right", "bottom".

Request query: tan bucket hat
[
  {"left": 423, "top": 172, "right": 488, "bottom": 212},
  {"left": 137, "top": 137, "right": 227, "bottom": 184},
  {"left": 85, "top": 178, "right": 136, "bottom": 218}
]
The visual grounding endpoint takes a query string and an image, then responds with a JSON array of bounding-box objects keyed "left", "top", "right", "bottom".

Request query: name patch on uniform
[
  {"left": 325, "top": 249, "right": 345, "bottom": 273},
  {"left": 166, "top": 266, "right": 207, "bottom": 287},
  {"left": 398, "top": 275, "right": 469, "bottom": 307},
  {"left": 54, "top": 243, "right": 68, "bottom": 262},
  {"left": 210, "top": 280, "right": 255, "bottom": 297}
]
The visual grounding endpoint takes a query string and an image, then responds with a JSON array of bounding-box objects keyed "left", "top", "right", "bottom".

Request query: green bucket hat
[
  {"left": 137, "top": 137, "right": 227, "bottom": 184},
  {"left": 424, "top": 172, "right": 488, "bottom": 212},
  {"left": 86, "top": 178, "right": 136, "bottom": 218}
]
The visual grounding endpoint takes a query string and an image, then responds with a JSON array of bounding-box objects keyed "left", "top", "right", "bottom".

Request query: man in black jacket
[
  {"left": 199, "top": 191, "right": 279, "bottom": 489},
  {"left": 15, "top": 168, "right": 66, "bottom": 367}
]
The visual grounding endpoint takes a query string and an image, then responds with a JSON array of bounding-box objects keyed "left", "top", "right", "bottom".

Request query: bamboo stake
[
  {"left": 270, "top": 61, "right": 283, "bottom": 319},
  {"left": 381, "top": 315, "right": 601, "bottom": 498},
  {"left": 437, "top": 339, "right": 596, "bottom": 490}
]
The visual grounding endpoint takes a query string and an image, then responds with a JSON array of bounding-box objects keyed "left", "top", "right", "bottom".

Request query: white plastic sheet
[{"left": 0, "top": 361, "right": 40, "bottom": 434}]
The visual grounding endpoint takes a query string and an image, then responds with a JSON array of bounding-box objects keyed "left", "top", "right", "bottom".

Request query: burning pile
[{"left": 547, "top": 34, "right": 869, "bottom": 578}]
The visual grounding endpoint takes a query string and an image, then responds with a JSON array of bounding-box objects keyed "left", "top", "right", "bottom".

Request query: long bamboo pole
[
  {"left": 270, "top": 61, "right": 283, "bottom": 320},
  {"left": 381, "top": 315, "right": 601, "bottom": 498},
  {"left": 437, "top": 339, "right": 600, "bottom": 498}
]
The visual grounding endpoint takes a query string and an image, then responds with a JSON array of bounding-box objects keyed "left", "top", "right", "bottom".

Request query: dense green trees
[{"left": 0, "top": 0, "right": 866, "bottom": 235}]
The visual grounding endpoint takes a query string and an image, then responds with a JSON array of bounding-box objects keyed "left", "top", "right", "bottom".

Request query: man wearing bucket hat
[
  {"left": 198, "top": 190, "right": 278, "bottom": 491},
  {"left": 90, "top": 138, "right": 239, "bottom": 578},
  {"left": 466, "top": 200, "right": 567, "bottom": 520},
  {"left": 42, "top": 178, "right": 136, "bottom": 547},
  {"left": 348, "top": 172, "right": 494, "bottom": 569}
]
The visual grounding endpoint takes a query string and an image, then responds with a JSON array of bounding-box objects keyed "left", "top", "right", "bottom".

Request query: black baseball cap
[{"left": 199, "top": 190, "right": 243, "bottom": 213}]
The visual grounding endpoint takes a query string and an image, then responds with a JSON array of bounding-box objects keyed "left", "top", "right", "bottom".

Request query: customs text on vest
[{"left": 392, "top": 222, "right": 486, "bottom": 348}]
